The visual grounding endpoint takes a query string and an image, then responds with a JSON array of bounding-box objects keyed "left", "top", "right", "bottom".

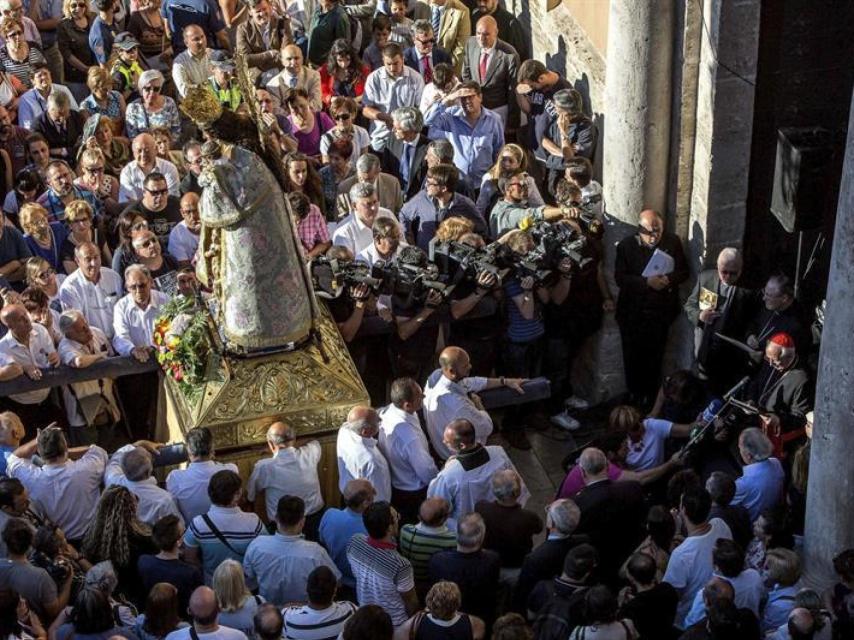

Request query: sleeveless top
[{"left": 414, "top": 613, "right": 473, "bottom": 640}]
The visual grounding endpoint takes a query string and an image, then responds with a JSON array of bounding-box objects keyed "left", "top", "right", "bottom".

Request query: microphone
[{"left": 724, "top": 376, "right": 751, "bottom": 401}]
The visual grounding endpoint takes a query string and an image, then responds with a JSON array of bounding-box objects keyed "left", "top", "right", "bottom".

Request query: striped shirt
[
  {"left": 399, "top": 523, "right": 457, "bottom": 583},
  {"left": 183, "top": 505, "right": 265, "bottom": 584},
  {"left": 346, "top": 534, "right": 415, "bottom": 626},
  {"left": 282, "top": 601, "right": 357, "bottom": 640},
  {"left": 504, "top": 277, "right": 545, "bottom": 343},
  {"left": 0, "top": 44, "right": 47, "bottom": 89}
]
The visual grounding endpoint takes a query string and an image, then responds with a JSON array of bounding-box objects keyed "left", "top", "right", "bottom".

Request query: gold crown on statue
[{"left": 180, "top": 84, "right": 223, "bottom": 127}]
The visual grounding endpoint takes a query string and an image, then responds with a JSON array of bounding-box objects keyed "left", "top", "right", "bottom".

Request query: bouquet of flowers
[{"left": 153, "top": 296, "right": 212, "bottom": 388}]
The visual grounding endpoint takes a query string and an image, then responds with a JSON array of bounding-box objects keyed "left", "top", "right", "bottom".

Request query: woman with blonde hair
[
  {"left": 212, "top": 560, "right": 263, "bottom": 639},
  {"left": 24, "top": 257, "right": 64, "bottom": 307},
  {"left": 56, "top": 0, "right": 96, "bottom": 101},
  {"left": 80, "top": 67, "right": 126, "bottom": 133},
  {"left": 433, "top": 216, "right": 475, "bottom": 245},
  {"left": 18, "top": 203, "right": 68, "bottom": 273},
  {"left": 78, "top": 114, "right": 131, "bottom": 177},
  {"left": 396, "top": 581, "right": 485, "bottom": 640},
  {"left": 476, "top": 144, "right": 544, "bottom": 219},
  {"left": 74, "top": 147, "right": 120, "bottom": 211},
  {"left": 58, "top": 199, "right": 111, "bottom": 274}
]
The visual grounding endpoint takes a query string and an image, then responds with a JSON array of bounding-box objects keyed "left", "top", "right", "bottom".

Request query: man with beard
[
  {"left": 17, "top": 62, "right": 79, "bottom": 130},
  {"left": 121, "top": 172, "right": 183, "bottom": 246},
  {"left": 168, "top": 192, "right": 201, "bottom": 266},
  {"left": 36, "top": 160, "right": 103, "bottom": 222},
  {"left": 488, "top": 168, "right": 563, "bottom": 238}
]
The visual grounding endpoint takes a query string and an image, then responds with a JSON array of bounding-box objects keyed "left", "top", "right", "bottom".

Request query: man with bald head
[
  {"left": 119, "top": 133, "right": 181, "bottom": 202},
  {"left": 168, "top": 586, "right": 247, "bottom": 640},
  {"left": 399, "top": 496, "right": 456, "bottom": 593},
  {"left": 427, "top": 418, "right": 529, "bottom": 522},
  {"left": 265, "top": 45, "right": 323, "bottom": 111},
  {"left": 58, "top": 242, "right": 123, "bottom": 339},
  {"left": 336, "top": 406, "right": 392, "bottom": 503},
  {"left": 615, "top": 209, "right": 688, "bottom": 407},
  {"left": 169, "top": 192, "right": 202, "bottom": 265},
  {"left": 684, "top": 247, "right": 760, "bottom": 391},
  {"left": 247, "top": 420, "right": 324, "bottom": 538},
  {"left": 471, "top": 0, "right": 528, "bottom": 60},
  {"left": 573, "top": 447, "right": 646, "bottom": 586},
  {"left": 423, "top": 345, "right": 524, "bottom": 459},
  {"left": 461, "top": 15, "right": 519, "bottom": 127},
  {"left": 0, "top": 303, "right": 63, "bottom": 432},
  {"left": 319, "top": 479, "right": 374, "bottom": 595}
]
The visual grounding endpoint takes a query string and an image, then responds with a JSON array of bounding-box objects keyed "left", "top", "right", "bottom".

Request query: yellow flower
[{"left": 167, "top": 336, "right": 181, "bottom": 349}]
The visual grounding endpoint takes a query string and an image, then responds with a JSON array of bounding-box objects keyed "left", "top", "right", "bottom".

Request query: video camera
[
  {"left": 430, "top": 239, "right": 517, "bottom": 286},
  {"left": 373, "top": 246, "right": 454, "bottom": 307},
  {"left": 515, "top": 221, "right": 594, "bottom": 285},
  {"left": 310, "top": 256, "right": 383, "bottom": 299}
]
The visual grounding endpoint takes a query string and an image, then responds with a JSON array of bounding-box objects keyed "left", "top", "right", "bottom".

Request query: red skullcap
[{"left": 769, "top": 332, "right": 795, "bottom": 348}]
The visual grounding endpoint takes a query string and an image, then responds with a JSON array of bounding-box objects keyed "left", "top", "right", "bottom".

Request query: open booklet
[{"left": 641, "top": 248, "right": 675, "bottom": 278}]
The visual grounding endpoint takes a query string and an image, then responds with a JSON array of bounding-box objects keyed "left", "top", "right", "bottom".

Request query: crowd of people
[{"left": 0, "top": 0, "right": 847, "bottom": 638}]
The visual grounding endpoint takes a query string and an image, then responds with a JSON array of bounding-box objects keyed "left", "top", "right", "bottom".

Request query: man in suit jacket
[
  {"left": 33, "top": 92, "right": 85, "bottom": 162},
  {"left": 266, "top": 45, "right": 323, "bottom": 112},
  {"left": 373, "top": 106, "right": 431, "bottom": 200},
  {"left": 684, "top": 247, "right": 761, "bottom": 392},
  {"left": 236, "top": 0, "right": 293, "bottom": 81},
  {"left": 471, "top": 0, "right": 529, "bottom": 60},
  {"left": 404, "top": 19, "right": 452, "bottom": 81},
  {"left": 413, "top": 0, "right": 471, "bottom": 73},
  {"left": 338, "top": 153, "right": 403, "bottom": 215},
  {"left": 573, "top": 448, "right": 646, "bottom": 587},
  {"left": 462, "top": 16, "right": 519, "bottom": 128}
]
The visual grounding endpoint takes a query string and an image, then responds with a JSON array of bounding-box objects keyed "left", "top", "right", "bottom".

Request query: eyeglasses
[
  {"left": 69, "top": 2, "right": 85, "bottom": 7},
  {"left": 36, "top": 268, "right": 55, "bottom": 279},
  {"left": 5, "top": 30, "right": 22, "bottom": 37},
  {"left": 142, "top": 85, "right": 162, "bottom": 93},
  {"left": 134, "top": 238, "right": 157, "bottom": 249},
  {"left": 181, "top": 207, "right": 198, "bottom": 214},
  {"left": 415, "top": 37, "right": 435, "bottom": 45},
  {"left": 131, "top": 221, "right": 149, "bottom": 230},
  {"left": 84, "top": 165, "right": 104, "bottom": 174},
  {"left": 333, "top": 113, "right": 351, "bottom": 121},
  {"left": 68, "top": 217, "right": 90, "bottom": 225},
  {"left": 145, "top": 187, "right": 168, "bottom": 196},
  {"left": 638, "top": 226, "right": 660, "bottom": 237}
]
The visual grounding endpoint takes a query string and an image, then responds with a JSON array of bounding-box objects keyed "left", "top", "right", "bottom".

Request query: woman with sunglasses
[
  {"left": 320, "top": 96, "right": 369, "bottom": 166},
  {"left": 74, "top": 147, "right": 120, "bottom": 221},
  {"left": 19, "top": 202, "right": 68, "bottom": 273},
  {"left": 57, "top": 0, "right": 97, "bottom": 101},
  {"left": 283, "top": 151, "right": 327, "bottom": 221},
  {"left": 59, "top": 199, "right": 112, "bottom": 274},
  {"left": 125, "top": 69, "right": 180, "bottom": 139},
  {"left": 319, "top": 39, "right": 370, "bottom": 108},
  {"left": 80, "top": 68, "right": 127, "bottom": 134},
  {"left": 283, "top": 87, "right": 334, "bottom": 162},
  {"left": 111, "top": 209, "right": 149, "bottom": 275},
  {"left": 25, "top": 256, "right": 66, "bottom": 310},
  {"left": 0, "top": 16, "right": 47, "bottom": 89}
]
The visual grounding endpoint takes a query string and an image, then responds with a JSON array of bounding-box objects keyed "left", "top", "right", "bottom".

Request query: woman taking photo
[
  {"left": 79, "top": 114, "right": 131, "bottom": 178},
  {"left": 319, "top": 39, "right": 369, "bottom": 108},
  {"left": 19, "top": 202, "right": 67, "bottom": 273},
  {"left": 0, "top": 17, "right": 47, "bottom": 89},
  {"left": 125, "top": 69, "right": 180, "bottom": 139},
  {"left": 283, "top": 152, "right": 327, "bottom": 221},
  {"left": 284, "top": 87, "right": 334, "bottom": 161},
  {"left": 80, "top": 68, "right": 127, "bottom": 133},
  {"left": 56, "top": 0, "right": 96, "bottom": 101}
]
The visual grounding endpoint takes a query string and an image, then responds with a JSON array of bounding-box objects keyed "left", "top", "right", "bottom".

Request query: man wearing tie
[
  {"left": 414, "top": 0, "right": 470, "bottom": 73},
  {"left": 374, "top": 106, "right": 431, "bottom": 200},
  {"left": 265, "top": 44, "right": 323, "bottom": 111},
  {"left": 462, "top": 15, "right": 519, "bottom": 129},
  {"left": 404, "top": 20, "right": 451, "bottom": 84}
]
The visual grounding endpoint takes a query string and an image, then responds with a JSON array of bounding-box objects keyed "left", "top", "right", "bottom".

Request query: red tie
[
  {"left": 479, "top": 51, "right": 489, "bottom": 81},
  {"left": 422, "top": 55, "right": 433, "bottom": 84}
]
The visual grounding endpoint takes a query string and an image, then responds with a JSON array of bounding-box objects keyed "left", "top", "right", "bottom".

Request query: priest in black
[{"left": 615, "top": 209, "right": 688, "bottom": 407}]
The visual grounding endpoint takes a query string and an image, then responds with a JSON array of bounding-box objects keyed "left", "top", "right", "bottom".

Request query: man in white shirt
[
  {"left": 104, "top": 441, "right": 183, "bottom": 527},
  {"left": 165, "top": 586, "right": 248, "bottom": 640},
  {"left": 119, "top": 133, "right": 181, "bottom": 202},
  {"left": 247, "top": 421, "right": 325, "bottom": 539},
  {"left": 363, "top": 42, "right": 424, "bottom": 146},
  {"left": 166, "top": 427, "right": 239, "bottom": 523},
  {"left": 265, "top": 44, "right": 322, "bottom": 111},
  {"left": 423, "top": 346, "right": 524, "bottom": 459},
  {"left": 57, "top": 309, "right": 120, "bottom": 442},
  {"left": 282, "top": 567, "right": 356, "bottom": 640},
  {"left": 172, "top": 25, "right": 214, "bottom": 99},
  {"left": 0, "top": 303, "right": 64, "bottom": 430},
  {"left": 663, "top": 486, "right": 733, "bottom": 629},
  {"left": 6, "top": 426, "right": 108, "bottom": 544},
  {"left": 58, "top": 242, "right": 123, "bottom": 339},
  {"left": 378, "top": 377, "right": 437, "bottom": 523},
  {"left": 331, "top": 181, "right": 399, "bottom": 256},
  {"left": 336, "top": 406, "right": 392, "bottom": 503},
  {"left": 113, "top": 265, "right": 170, "bottom": 359},
  {"left": 427, "top": 418, "right": 529, "bottom": 523},
  {"left": 243, "top": 495, "right": 340, "bottom": 605},
  {"left": 168, "top": 193, "right": 201, "bottom": 264}
]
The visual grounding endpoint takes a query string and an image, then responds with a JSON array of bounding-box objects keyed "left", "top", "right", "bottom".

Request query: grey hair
[
  {"left": 739, "top": 427, "right": 774, "bottom": 462},
  {"left": 58, "top": 309, "right": 84, "bottom": 336},
  {"left": 457, "top": 513, "right": 486, "bottom": 549},
  {"left": 427, "top": 139, "right": 454, "bottom": 163},
  {"left": 717, "top": 247, "right": 742, "bottom": 266},
  {"left": 391, "top": 106, "right": 423, "bottom": 132},
  {"left": 578, "top": 448, "right": 607, "bottom": 476},
  {"left": 349, "top": 180, "right": 377, "bottom": 202},
  {"left": 85, "top": 561, "right": 118, "bottom": 595},
  {"left": 342, "top": 419, "right": 371, "bottom": 434},
  {"left": 355, "top": 153, "right": 380, "bottom": 174},
  {"left": 124, "top": 264, "right": 152, "bottom": 282},
  {"left": 47, "top": 91, "right": 70, "bottom": 110},
  {"left": 412, "top": 18, "right": 433, "bottom": 35},
  {"left": 122, "top": 446, "right": 153, "bottom": 482},
  {"left": 138, "top": 69, "right": 164, "bottom": 91},
  {"left": 547, "top": 499, "right": 581, "bottom": 535},
  {"left": 491, "top": 469, "right": 521, "bottom": 501},
  {"left": 267, "top": 423, "right": 296, "bottom": 445}
]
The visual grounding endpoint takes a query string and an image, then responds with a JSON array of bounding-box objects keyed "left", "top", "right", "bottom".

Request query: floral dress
[{"left": 125, "top": 97, "right": 181, "bottom": 138}]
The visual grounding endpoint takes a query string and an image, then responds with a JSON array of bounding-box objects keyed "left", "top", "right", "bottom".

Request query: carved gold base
[{"left": 163, "top": 306, "right": 368, "bottom": 499}]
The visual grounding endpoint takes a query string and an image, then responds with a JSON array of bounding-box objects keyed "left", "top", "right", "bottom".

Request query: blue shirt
[
  {"left": 24, "top": 222, "right": 68, "bottom": 272},
  {"left": 426, "top": 104, "right": 504, "bottom": 184},
  {"left": 161, "top": 0, "right": 225, "bottom": 53},
  {"left": 0, "top": 225, "right": 32, "bottom": 267},
  {"left": 88, "top": 16, "right": 119, "bottom": 65},
  {"left": 318, "top": 507, "right": 366, "bottom": 588},
  {"left": 398, "top": 190, "right": 487, "bottom": 251},
  {"left": 732, "top": 457, "right": 785, "bottom": 522},
  {"left": 503, "top": 277, "right": 544, "bottom": 343},
  {"left": 37, "top": 186, "right": 104, "bottom": 222}
]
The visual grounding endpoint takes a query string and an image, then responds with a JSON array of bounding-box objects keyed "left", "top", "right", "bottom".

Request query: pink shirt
[{"left": 556, "top": 462, "right": 623, "bottom": 499}]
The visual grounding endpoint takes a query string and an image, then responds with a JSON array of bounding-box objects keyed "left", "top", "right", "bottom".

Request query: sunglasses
[
  {"left": 638, "top": 226, "right": 660, "bottom": 236},
  {"left": 134, "top": 238, "right": 158, "bottom": 249},
  {"left": 142, "top": 85, "right": 162, "bottom": 93},
  {"left": 36, "top": 268, "right": 55, "bottom": 279},
  {"left": 68, "top": 217, "right": 90, "bottom": 224},
  {"left": 416, "top": 38, "right": 435, "bottom": 44},
  {"left": 84, "top": 166, "right": 104, "bottom": 174},
  {"left": 131, "top": 221, "right": 149, "bottom": 230},
  {"left": 334, "top": 113, "right": 351, "bottom": 121},
  {"left": 145, "top": 187, "right": 168, "bottom": 196},
  {"left": 181, "top": 207, "right": 198, "bottom": 214}
]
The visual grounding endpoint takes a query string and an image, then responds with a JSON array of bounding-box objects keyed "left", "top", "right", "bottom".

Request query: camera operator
[
  {"left": 357, "top": 217, "right": 404, "bottom": 268},
  {"left": 489, "top": 168, "right": 566, "bottom": 238},
  {"left": 322, "top": 245, "right": 391, "bottom": 405},
  {"left": 446, "top": 232, "right": 502, "bottom": 377},
  {"left": 498, "top": 229, "right": 573, "bottom": 450},
  {"left": 391, "top": 246, "right": 444, "bottom": 385}
]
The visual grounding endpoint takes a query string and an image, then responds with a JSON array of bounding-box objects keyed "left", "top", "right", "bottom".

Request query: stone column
[
  {"left": 572, "top": 1, "right": 674, "bottom": 403},
  {"left": 802, "top": 88, "right": 854, "bottom": 590}
]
